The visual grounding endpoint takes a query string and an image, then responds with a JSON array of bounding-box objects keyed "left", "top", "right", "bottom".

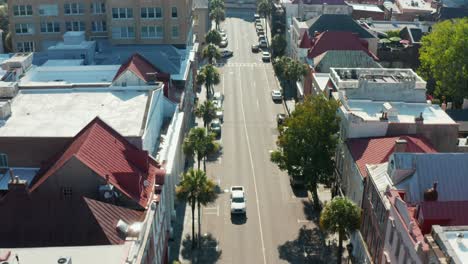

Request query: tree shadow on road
[
  {"left": 291, "top": 186, "right": 308, "bottom": 198},
  {"left": 206, "top": 145, "right": 224, "bottom": 162},
  {"left": 278, "top": 225, "right": 335, "bottom": 264},
  {"left": 302, "top": 200, "right": 320, "bottom": 222},
  {"left": 180, "top": 233, "right": 222, "bottom": 264}
]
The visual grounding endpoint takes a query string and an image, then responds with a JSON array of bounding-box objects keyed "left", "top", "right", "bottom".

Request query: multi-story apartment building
[{"left": 8, "top": 0, "right": 193, "bottom": 52}]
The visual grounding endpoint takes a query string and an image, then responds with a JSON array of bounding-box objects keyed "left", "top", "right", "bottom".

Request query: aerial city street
[{"left": 0, "top": 0, "right": 467, "bottom": 263}]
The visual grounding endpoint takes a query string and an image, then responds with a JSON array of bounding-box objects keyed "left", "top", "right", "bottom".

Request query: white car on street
[
  {"left": 213, "top": 92, "right": 224, "bottom": 102},
  {"left": 262, "top": 51, "right": 271, "bottom": 62},
  {"left": 271, "top": 90, "right": 282, "bottom": 101},
  {"left": 230, "top": 186, "right": 246, "bottom": 214}
]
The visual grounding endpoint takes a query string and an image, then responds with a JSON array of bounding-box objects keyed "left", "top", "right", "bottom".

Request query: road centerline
[{"left": 237, "top": 66, "right": 267, "bottom": 264}]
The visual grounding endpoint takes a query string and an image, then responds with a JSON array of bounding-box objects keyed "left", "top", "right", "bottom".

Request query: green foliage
[
  {"left": 183, "top": 127, "right": 220, "bottom": 171},
  {"left": 209, "top": 0, "right": 225, "bottom": 11},
  {"left": 177, "top": 169, "right": 218, "bottom": 248},
  {"left": 205, "top": 29, "right": 222, "bottom": 45},
  {"left": 210, "top": 7, "right": 225, "bottom": 30},
  {"left": 320, "top": 196, "right": 361, "bottom": 263},
  {"left": 273, "top": 56, "right": 308, "bottom": 82},
  {"left": 0, "top": 4, "right": 8, "bottom": 32},
  {"left": 195, "top": 100, "right": 218, "bottom": 128},
  {"left": 202, "top": 43, "right": 221, "bottom": 64},
  {"left": 197, "top": 64, "right": 220, "bottom": 99},
  {"left": 257, "top": 0, "right": 271, "bottom": 18},
  {"left": 270, "top": 95, "right": 340, "bottom": 209},
  {"left": 271, "top": 34, "right": 287, "bottom": 57},
  {"left": 385, "top": 29, "right": 400, "bottom": 38},
  {"left": 418, "top": 18, "right": 468, "bottom": 106}
]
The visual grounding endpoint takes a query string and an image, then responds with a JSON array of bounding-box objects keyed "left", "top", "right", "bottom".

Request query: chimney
[
  {"left": 423, "top": 181, "right": 438, "bottom": 201},
  {"left": 394, "top": 138, "right": 407, "bottom": 153},
  {"left": 8, "top": 175, "right": 28, "bottom": 192}
]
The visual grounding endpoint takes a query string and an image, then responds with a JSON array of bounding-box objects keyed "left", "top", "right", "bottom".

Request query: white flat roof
[
  {"left": 397, "top": 0, "right": 435, "bottom": 11},
  {"left": 349, "top": 3, "right": 384, "bottom": 12},
  {"left": 19, "top": 65, "right": 120, "bottom": 87},
  {"left": 42, "top": 59, "right": 84, "bottom": 67},
  {"left": 445, "top": 230, "right": 468, "bottom": 262},
  {"left": 344, "top": 100, "right": 456, "bottom": 124},
  {"left": 313, "top": 73, "right": 330, "bottom": 92},
  {"left": 0, "top": 88, "right": 152, "bottom": 137},
  {"left": 1, "top": 244, "right": 130, "bottom": 264},
  {"left": 48, "top": 41, "right": 95, "bottom": 50}
]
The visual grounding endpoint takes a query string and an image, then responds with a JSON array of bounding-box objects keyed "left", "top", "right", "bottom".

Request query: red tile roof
[
  {"left": 113, "top": 53, "right": 170, "bottom": 83},
  {"left": 346, "top": 135, "right": 437, "bottom": 178},
  {"left": 306, "top": 31, "right": 378, "bottom": 60},
  {"left": 418, "top": 201, "right": 468, "bottom": 234},
  {"left": 299, "top": 31, "right": 312, "bottom": 49},
  {"left": 85, "top": 197, "right": 144, "bottom": 244},
  {"left": 30, "top": 117, "right": 164, "bottom": 209}
]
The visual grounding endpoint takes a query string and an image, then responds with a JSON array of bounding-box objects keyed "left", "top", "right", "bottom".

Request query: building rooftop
[
  {"left": 0, "top": 167, "right": 39, "bottom": 190},
  {"left": 0, "top": 87, "right": 158, "bottom": 137},
  {"left": 113, "top": 53, "right": 170, "bottom": 83},
  {"left": 313, "top": 50, "right": 381, "bottom": 72},
  {"left": 432, "top": 225, "right": 468, "bottom": 263},
  {"left": 19, "top": 65, "right": 120, "bottom": 87},
  {"left": 42, "top": 59, "right": 84, "bottom": 67},
  {"left": 396, "top": 0, "right": 435, "bottom": 12},
  {"left": 306, "top": 31, "right": 378, "bottom": 60},
  {"left": 0, "top": 244, "right": 131, "bottom": 264},
  {"left": 342, "top": 100, "right": 455, "bottom": 124},
  {"left": 306, "top": 14, "right": 375, "bottom": 39},
  {"left": 292, "top": 0, "right": 347, "bottom": 4},
  {"left": 313, "top": 73, "right": 331, "bottom": 92},
  {"left": 347, "top": 3, "right": 384, "bottom": 12},
  {"left": 419, "top": 201, "right": 468, "bottom": 234},
  {"left": 358, "top": 19, "right": 434, "bottom": 36},
  {"left": 347, "top": 135, "right": 436, "bottom": 178}
]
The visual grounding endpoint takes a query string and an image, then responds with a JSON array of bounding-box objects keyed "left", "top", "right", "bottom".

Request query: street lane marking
[
  {"left": 237, "top": 66, "right": 268, "bottom": 264},
  {"left": 256, "top": 99, "right": 260, "bottom": 110}
]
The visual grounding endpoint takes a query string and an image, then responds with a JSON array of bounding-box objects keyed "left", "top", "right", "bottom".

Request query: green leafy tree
[
  {"left": 273, "top": 56, "right": 308, "bottom": 88},
  {"left": 196, "top": 172, "right": 218, "bottom": 247},
  {"left": 176, "top": 168, "right": 202, "bottom": 248},
  {"left": 271, "top": 34, "right": 287, "bottom": 57},
  {"left": 195, "top": 100, "right": 218, "bottom": 128},
  {"left": 209, "top": 0, "right": 225, "bottom": 10},
  {"left": 205, "top": 29, "right": 222, "bottom": 45},
  {"left": 271, "top": 95, "right": 340, "bottom": 209},
  {"left": 320, "top": 197, "right": 361, "bottom": 264},
  {"left": 202, "top": 43, "right": 221, "bottom": 64},
  {"left": 210, "top": 7, "right": 225, "bottom": 30},
  {"left": 257, "top": 0, "right": 272, "bottom": 38},
  {"left": 418, "top": 18, "right": 468, "bottom": 106},
  {"left": 385, "top": 29, "right": 400, "bottom": 38},
  {"left": 183, "top": 127, "right": 220, "bottom": 171},
  {"left": 197, "top": 64, "right": 220, "bottom": 100}
]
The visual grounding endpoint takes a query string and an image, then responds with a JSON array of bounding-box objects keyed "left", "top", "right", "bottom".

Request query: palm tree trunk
[
  {"left": 197, "top": 157, "right": 201, "bottom": 170},
  {"left": 203, "top": 156, "right": 207, "bottom": 172},
  {"left": 197, "top": 200, "right": 202, "bottom": 248},
  {"left": 337, "top": 231, "right": 343, "bottom": 264},
  {"left": 191, "top": 199, "right": 196, "bottom": 249},
  {"left": 311, "top": 182, "right": 321, "bottom": 210}
]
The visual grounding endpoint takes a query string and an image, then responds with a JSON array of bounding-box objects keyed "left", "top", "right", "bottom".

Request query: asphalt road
[{"left": 199, "top": 9, "right": 321, "bottom": 264}]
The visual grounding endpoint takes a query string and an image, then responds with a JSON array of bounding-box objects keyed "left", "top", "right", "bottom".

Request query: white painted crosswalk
[{"left": 215, "top": 62, "right": 268, "bottom": 68}]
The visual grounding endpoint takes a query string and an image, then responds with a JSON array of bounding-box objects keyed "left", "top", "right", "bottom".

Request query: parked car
[
  {"left": 259, "top": 40, "right": 268, "bottom": 48},
  {"left": 258, "top": 36, "right": 266, "bottom": 42},
  {"left": 218, "top": 28, "right": 226, "bottom": 34},
  {"left": 254, "top": 13, "right": 260, "bottom": 19},
  {"left": 258, "top": 31, "right": 265, "bottom": 38},
  {"left": 290, "top": 176, "right": 305, "bottom": 187},
  {"left": 219, "top": 31, "right": 227, "bottom": 38},
  {"left": 251, "top": 44, "right": 260, "bottom": 53},
  {"left": 213, "top": 92, "right": 224, "bottom": 102},
  {"left": 255, "top": 18, "right": 261, "bottom": 24},
  {"left": 216, "top": 110, "right": 224, "bottom": 122},
  {"left": 262, "top": 51, "right": 270, "bottom": 62},
  {"left": 219, "top": 40, "right": 228, "bottom": 48},
  {"left": 276, "top": 113, "right": 286, "bottom": 127},
  {"left": 220, "top": 50, "right": 233, "bottom": 58},
  {"left": 271, "top": 90, "right": 282, "bottom": 101},
  {"left": 210, "top": 119, "right": 222, "bottom": 136},
  {"left": 256, "top": 25, "right": 263, "bottom": 31},
  {"left": 230, "top": 186, "right": 246, "bottom": 214}
]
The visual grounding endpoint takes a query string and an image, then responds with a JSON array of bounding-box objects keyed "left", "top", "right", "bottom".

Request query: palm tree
[
  {"left": 202, "top": 43, "right": 221, "bottom": 64},
  {"left": 183, "top": 127, "right": 220, "bottom": 171},
  {"left": 197, "top": 64, "right": 220, "bottom": 100},
  {"left": 205, "top": 29, "right": 222, "bottom": 45},
  {"left": 209, "top": 0, "right": 225, "bottom": 10},
  {"left": 195, "top": 100, "right": 218, "bottom": 128},
  {"left": 196, "top": 173, "right": 218, "bottom": 247},
  {"left": 176, "top": 168, "right": 203, "bottom": 249},
  {"left": 320, "top": 197, "right": 361, "bottom": 264},
  {"left": 257, "top": 0, "right": 271, "bottom": 41},
  {"left": 210, "top": 7, "right": 225, "bottom": 30}
]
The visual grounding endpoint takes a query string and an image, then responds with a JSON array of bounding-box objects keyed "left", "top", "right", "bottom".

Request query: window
[
  {"left": 91, "top": 2, "right": 105, "bottom": 14},
  {"left": 15, "top": 23, "right": 35, "bottom": 34},
  {"left": 65, "top": 21, "right": 85, "bottom": 31},
  {"left": 91, "top": 21, "right": 106, "bottom": 32},
  {"left": 172, "top": 25, "right": 179, "bottom": 38},
  {"left": 40, "top": 22, "right": 60, "bottom": 33},
  {"left": 64, "top": 3, "right": 84, "bottom": 15},
  {"left": 112, "top": 26, "right": 135, "bottom": 39},
  {"left": 13, "top": 5, "right": 33, "bottom": 16},
  {"left": 141, "top": 7, "right": 163, "bottom": 19},
  {"left": 112, "top": 8, "right": 133, "bottom": 19},
  {"left": 39, "top": 4, "right": 58, "bottom": 16},
  {"left": 61, "top": 187, "right": 73, "bottom": 200},
  {"left": 16, "top": 42, "right": 34, "bottom": 52},
  {"left": 171, "top": 7, "right": 178, "bottom": 18},
  {"left": 141, "top": 26, "right": 163, "bottom": 39}
]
